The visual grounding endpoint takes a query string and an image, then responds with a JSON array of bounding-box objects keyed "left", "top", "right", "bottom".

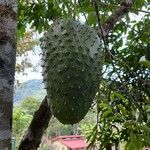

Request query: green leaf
[
  {"left": 113, "top": 92, "right": 127, "bottom": 101},
  {"left": 87, "top": 12, "right": 96, "bottom": 25},
  {"left": 127, "top": 131, "right": 142, "bottom": 150},
  {"left": 139, "top": 60, "right": 150, "bottom": 69},
  {"left": 117, "top": 105, "right": 127, "bottom": 116},
  {"left": 102, "top": 109, "right": 112, "bottom": 118}
]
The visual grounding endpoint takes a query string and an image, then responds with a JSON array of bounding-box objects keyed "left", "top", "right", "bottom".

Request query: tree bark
[
  {"left": 98, "top": 0, "right": 134, "bottom": 36},
  {"left": 0, "top": 1, "right": 17, "bottom": 149},
  {"left": 18, "top": 96, "right": 52, "bottom": 150},
  {"left": 106, "top": 143, "right": 113, "bottom": 150}
]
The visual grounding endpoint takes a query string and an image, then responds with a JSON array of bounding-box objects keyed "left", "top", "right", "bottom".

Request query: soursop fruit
[{"left": 41, "top": 19, "right": 103, "bottom": 124}]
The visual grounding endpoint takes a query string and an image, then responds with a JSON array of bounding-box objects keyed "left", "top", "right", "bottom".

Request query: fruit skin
[{"left": 41, "top": 19, "right": 103, "bottom": 124}]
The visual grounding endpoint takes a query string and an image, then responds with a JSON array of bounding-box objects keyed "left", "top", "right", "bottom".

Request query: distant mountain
[{"left": 14, "top": 79, "right": 46, "bottom": 104}]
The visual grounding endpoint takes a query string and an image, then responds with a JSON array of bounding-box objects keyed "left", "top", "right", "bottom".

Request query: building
[{"left": 44, "top": 135, "right": 98, "bottom": 150}]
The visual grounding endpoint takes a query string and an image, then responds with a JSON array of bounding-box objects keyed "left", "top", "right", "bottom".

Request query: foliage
[
  {"left": 19, "top": 97, "right": 41, "bottom": 115},
  {"left": 18, "top": 0, "right": 62, "bottom": 36},
  {"left": 13, "top": 107, "right": 31, "bottom": 148},
  {"left": 46, "top": 108, "right": 97, "bottom": 138},
  {"left": 86, "top": 4, "right": 150, "bottom": 150},
  {"left": 13, "top": 97, "right": 41, "bottom": 148},
  {"left": 17, "top": 0, "right": 150, "bottom": 149},
  {"left": 16, "top": 31, "right": 39, "bottom": 76},
  {"left": 46, "top": 117, "right": 76, "bottom": 137},
  {"left": 17, "top": 31, "right": 38, "bottom": 56}
]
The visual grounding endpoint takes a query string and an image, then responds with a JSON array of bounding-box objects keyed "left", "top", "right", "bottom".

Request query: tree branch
[
  {"left": 100, "top": 0, "right": 134, "bottom": 37},
  {"left": 18, "top": 96, "right": 52, "bottom": 150}
]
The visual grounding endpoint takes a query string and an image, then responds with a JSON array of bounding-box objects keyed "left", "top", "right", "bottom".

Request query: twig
[
  {"left": 73, "top": 0, "right": 77, "bottom": 19},
  {"left": 93, "top": 0, "right": 113, "bottom": 59}
]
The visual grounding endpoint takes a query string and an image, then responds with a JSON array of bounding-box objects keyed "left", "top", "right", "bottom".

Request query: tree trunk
[
  {"left": 0, "top": 1, "right": 17, "bottom": 149},
  {"left": 19, "top": 96, "right": 52, "bottom": 150},
  {"left": 106, "top": 143, "right": 112, "bottom": 150}
]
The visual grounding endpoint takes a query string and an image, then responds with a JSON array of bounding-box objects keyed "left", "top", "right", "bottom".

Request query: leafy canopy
[{"left": 18, "top": 0, "right": 150, "bottom": 149}]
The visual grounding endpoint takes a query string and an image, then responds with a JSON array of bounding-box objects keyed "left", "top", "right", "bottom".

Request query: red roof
[
  {"left": 59, "top": 138, "right": 87, "bottom": 149},
  {"left": 51, "top": 135, "right": 88, "bottom": 149}
]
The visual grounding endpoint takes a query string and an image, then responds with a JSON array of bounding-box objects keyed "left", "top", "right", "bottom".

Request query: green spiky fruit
[{"left": 41, "top": 19, "right": 103, "bottom": 124}]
